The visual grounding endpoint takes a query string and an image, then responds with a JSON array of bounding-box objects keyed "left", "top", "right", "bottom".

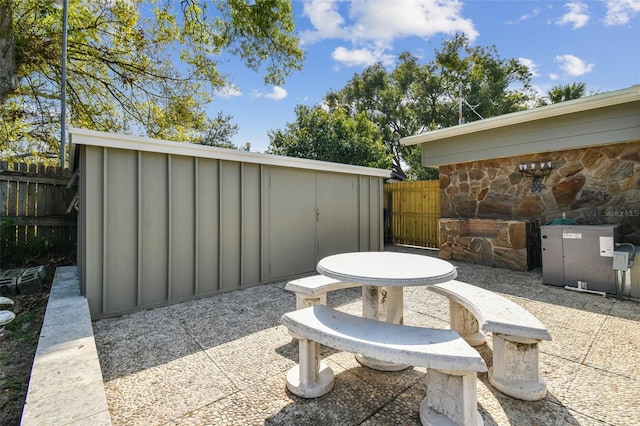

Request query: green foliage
[
  {"left": 5, "top": 310, "right": 39, "bottom": 343},
  {"left": 326, "top": 35, "right": 533, "bottom": 180},
  {"left": 0, "top": 0, "right": 303, "bottom": 161},
  {"left": 198, "top": 112, "right": 239, "bottom": 148},
  {"left": 404, "top": 146, "right": 439, "bottom": 181},
  {"left": 1, "top": 218, "right": 53, "bottom": 266},
  {"left": 1, "top": 376, "right": 24, "bottom": 400},
  {"left": 538, "top": 82, "right": 587, "bottom": 106},
  {"left": 267, "top": 105, "right": 392, "bottom": 170}
]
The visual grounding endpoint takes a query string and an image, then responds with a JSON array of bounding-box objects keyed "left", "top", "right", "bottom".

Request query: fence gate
[
  {"left": 384, "top": 180, "right": 440, "bottom": 249},
  {"left": 0, "top": 162, "right": 76, "bottom": 266}
]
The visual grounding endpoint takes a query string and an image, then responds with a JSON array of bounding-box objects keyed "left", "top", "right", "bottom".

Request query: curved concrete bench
[
  {"left": 281, "top": 305, "right": 487, "bottom": 426},
  {"left": 428, "top": 280, "right": 552, "bottom": 401},
  {"left": 285, "top": 275, "right": 360, "bottom": 309}
]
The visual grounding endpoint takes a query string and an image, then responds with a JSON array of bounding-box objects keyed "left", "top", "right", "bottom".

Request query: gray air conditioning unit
[{"left": 541, "top": 224, "right": 621, "bottom": 295}]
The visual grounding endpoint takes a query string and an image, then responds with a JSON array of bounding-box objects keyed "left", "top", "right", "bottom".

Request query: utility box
[
  {"left": 540, "top": 224, "right": 621, "bottom": 294},
  {"left": 631, "top": 251, "right": 640, "bottom": 299}
]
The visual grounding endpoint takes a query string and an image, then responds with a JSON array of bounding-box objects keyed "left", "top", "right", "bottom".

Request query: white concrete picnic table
[{"left": 316, "top": 251, "right": 458, "bottom": 370}]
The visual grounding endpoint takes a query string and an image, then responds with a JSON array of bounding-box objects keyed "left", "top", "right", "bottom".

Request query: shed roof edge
[{"left": 69, "top": 128, "right": 392, "bottom": 178}]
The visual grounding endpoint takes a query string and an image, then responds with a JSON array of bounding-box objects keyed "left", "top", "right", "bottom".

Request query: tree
[
  {"left": 538, "top": 82, "right": 586, "bottom": 106},
  {"left": 0, "top": 1, "right": 17, "bottom": 103},
  {"left": 198, "top": 112, "right": 239, "bottom": 148},
  {"left": 0, "top": 0, "right": 303, "bottom": 161},
  {"left": 326, "top": 35, "right": 533, "bottom": 179},
  {"left": 267, "top": 105, "right": 392, "bottom": 170}
]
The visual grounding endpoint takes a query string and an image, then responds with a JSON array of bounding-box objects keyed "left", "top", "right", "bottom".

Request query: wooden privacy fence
[
  {"left": 0, "top": 161, "right": 76, "bottom": 266},
  {"left": 384, "top": 180, "right": 440, "bottom": 249}
]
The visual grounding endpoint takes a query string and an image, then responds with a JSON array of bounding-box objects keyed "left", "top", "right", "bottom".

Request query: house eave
[{"left": 401, "top": 85, "right": 640, "bottom": 147}]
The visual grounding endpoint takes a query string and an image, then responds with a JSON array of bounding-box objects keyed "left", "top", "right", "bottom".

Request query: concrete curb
[{"left": 21, "top": 266, "right": 111, "bottom": 425}]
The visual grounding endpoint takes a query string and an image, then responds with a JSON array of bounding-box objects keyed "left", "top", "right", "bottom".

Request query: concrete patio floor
[{"left": 91, "top": 245, "right": 640, "bottom": 425}]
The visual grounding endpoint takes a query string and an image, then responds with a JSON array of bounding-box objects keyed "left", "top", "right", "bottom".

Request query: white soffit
[
  {"left": 401, "top": 85, "right": 640, "bottom": 147},
  {"left": 69, "top": 127, "right": 391, "bottom": 178}
]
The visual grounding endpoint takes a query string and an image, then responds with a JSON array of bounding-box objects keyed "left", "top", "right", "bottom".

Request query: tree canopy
[
  {"left": 0, "top": 0, "right": 303, "bottom": 161},
  {"left": 329, "top": 35, "right": 534, "bottom": 179},
  {"left": 274, "top": 35, "right": 534, "bottom": 179},
  {"left": 268, "top": 105, "right": 391, "bottom": 170},
  {"left": 538, "top": 82, "right": 587, "bottom": 106}
]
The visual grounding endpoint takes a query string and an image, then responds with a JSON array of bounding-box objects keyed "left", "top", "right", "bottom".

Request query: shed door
[
  {"left": 269, "top": 168, "right": 317, "bottom": 278},
  {"left": 316, "top": 173, "right": 358, "bottom": 260}
]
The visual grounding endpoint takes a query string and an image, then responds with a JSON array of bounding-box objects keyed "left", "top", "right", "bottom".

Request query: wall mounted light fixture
[{"left": 519, "top": 161, "right": 552, "bottom": 192}]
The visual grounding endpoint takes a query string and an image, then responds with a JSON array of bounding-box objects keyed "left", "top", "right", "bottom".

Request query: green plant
[
  {"left": 5, "top": 310, "right": 39, "bottom": 343},
  {"left": 0, "top": 217, "right": 55, "bottom": 268},
  {"left": 0, "top": 375, "right": 26, "bottom": 405},
  {"left": 22, "top": 238, "right": 53, "bottom": 264}
]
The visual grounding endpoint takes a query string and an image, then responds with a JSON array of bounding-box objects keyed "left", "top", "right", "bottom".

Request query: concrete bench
[
  {"left": 428, "top": 280, "right": 552, "bottom": 401},
  {"left": 285, "top": 275, "right": 360, "bottom": 309},
  {"left": 281, "top": 305, "right": 487, "bottom": 426}
]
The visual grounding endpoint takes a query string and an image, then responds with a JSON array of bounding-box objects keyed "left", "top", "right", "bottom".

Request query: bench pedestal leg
[
  {"left": 286, "top": 335, "right": 334, "bottom": 398},
  {"left": 295, "top": 293, "right": 327, "bottom": 310},
  {"left": 357, "top": 286, "right": 410, "bottom": 371},
  {"left": 489, "top": 333, "right": 546, "bottom": 401},
  {"left": 420, "top": 368, "right": 483, "bottom": 426},
  {"left": 449, "top": 301, "right": 485, "bottom": 346}
]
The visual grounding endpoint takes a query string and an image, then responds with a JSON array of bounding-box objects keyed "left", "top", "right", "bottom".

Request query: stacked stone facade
[
  {"left": 438, "top": 141, "right": 640, "bottom": 269},
  {"left": 439, "top": 219, "right": 529, "bottom": 271}
]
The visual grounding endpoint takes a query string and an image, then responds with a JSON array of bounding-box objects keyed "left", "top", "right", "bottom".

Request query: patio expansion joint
[{"left": 580, "top": 311, "right": 614, "bottom": 366}]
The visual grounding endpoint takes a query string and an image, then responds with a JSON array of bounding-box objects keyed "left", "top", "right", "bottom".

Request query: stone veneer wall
[
  {"left": 439, "top": 141, "right": 640, "bottom": 245},
  {"left": 439, "top": 219, "right": 529, "bottom": 271}
]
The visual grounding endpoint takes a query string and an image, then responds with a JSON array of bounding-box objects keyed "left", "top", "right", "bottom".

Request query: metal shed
[{"left": 70, "top": 128, "right": 390, "bottom": 319}]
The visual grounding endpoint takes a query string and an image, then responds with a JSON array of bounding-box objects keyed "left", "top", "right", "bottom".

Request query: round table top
[{"left": 317, "top": 251, "right": 457, "bottom": 287}]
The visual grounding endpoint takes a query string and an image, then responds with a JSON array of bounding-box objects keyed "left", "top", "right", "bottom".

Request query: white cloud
[
  {"left": 348, "top": 0, "right": 478, "bottom": 43},
  {"left": 299, "top": 1, "right": 348, "bottom": 44},
  {"left": 515, "top": 7, "right": 541, "bottom": 23},
  {"left": 332, "top": 46, "right": 394, "bottom": 67},
  {"left": 300, "top": 0, "right": 478, "bottom": 67},
  {"left": 215, "top": 84, "right": 242, "bottom": 98},
  {"left": 604, "top": 0, "right": 640, "bottom": 25},
  {"left": 555, "top": 54, "right": 594, "bottom": 76},
  {"left": 556, "top": 2, "right": 590, "bottom": 29},
  {"left": 507, "top": 5, "right": 553, "bottom": 25},
  {"left": 518, "top": 58, "right": 540, "bottom": 77},
  {"left": 255, "top": 86, "right": 288, "bottom": 101},
  {"left": 549, "top": 73, "right": 560, "bottom": 80}
]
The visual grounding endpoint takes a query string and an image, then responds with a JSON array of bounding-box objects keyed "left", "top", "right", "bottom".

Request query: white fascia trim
[
  {"left": 401, "top": 85, "right": 640, "bottom": 146},
  {"left": 69, "top": 127, "right": 392, "bottom": 178}
]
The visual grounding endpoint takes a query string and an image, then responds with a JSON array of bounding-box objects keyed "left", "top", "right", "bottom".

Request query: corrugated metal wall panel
[
  {"left": 317, "top": 173, "right": 358, "bottom": 259},
  {"left": 220, "top": 161, "right": 242, "bottom": 290},
  {"left": 268, "top": 167, "right": 317, "bottom": 279},
  {"left": 358, "top": 176, "right": 371, "bottom": 251},
  {"left": 81, "top": 146, "right": 105, "bottom": 317},
  {"left": 195, "top": 158, "right": 220, "bottom": 295},
  {"left": 169, "top": 155, "right": 196, "bottom": 300},
  {"left": 241, "top": 163, "right": 262, "bottom": 286},
  {"left": 104, "top": 148, "right": 138, "bottom": 312},
  {"left": 139, "top": 152, "right": 169, "bottom": 305},
  {"left": 77, "top": 142, "right": 386, "bottom": 319}
]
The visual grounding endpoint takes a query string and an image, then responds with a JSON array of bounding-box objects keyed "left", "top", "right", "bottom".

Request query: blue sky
[{"left": 208, "top": 0, "right": 640, "bottom": 153}]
